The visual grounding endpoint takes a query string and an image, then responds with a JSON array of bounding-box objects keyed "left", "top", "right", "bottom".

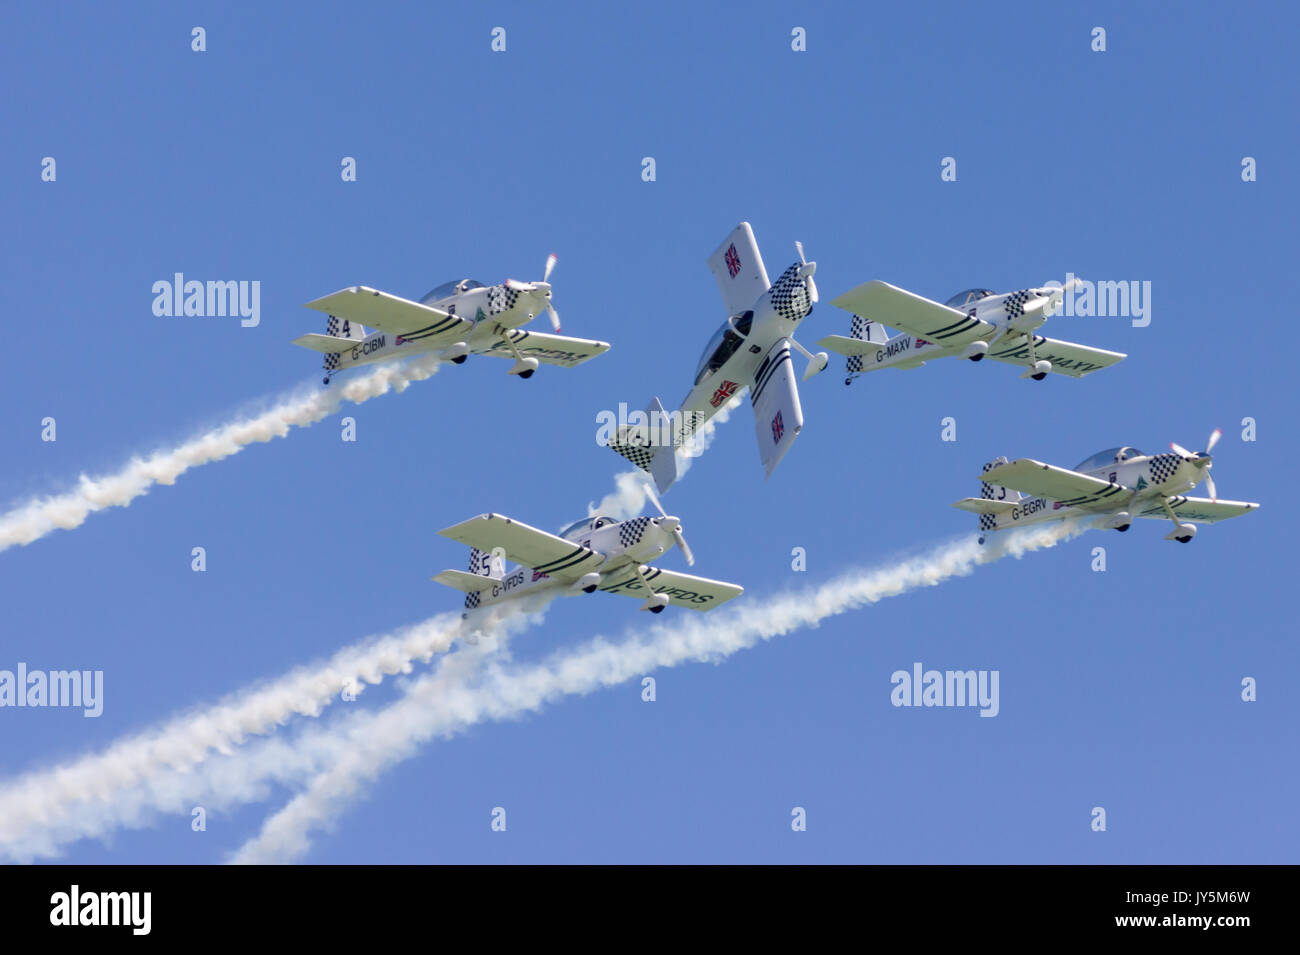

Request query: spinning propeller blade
[{"left": 643, "top": 481, "right": 694, "bottom": 566}]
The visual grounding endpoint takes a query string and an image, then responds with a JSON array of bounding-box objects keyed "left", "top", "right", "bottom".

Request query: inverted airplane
[
  {"left": 819, "top": 279, "right": 1125, "bottom": 385},
  {"left": 607, "top": 222, "right": 828, "bottom": 492},
  {"left": 955, "top": 429, "right": 1259, "bottom": 544},
  {"left": 292, "top": 255, "right": 610, "bottom": 383},
  {"left": 433, "top": 486, "right": 743, "bottom": 615}
]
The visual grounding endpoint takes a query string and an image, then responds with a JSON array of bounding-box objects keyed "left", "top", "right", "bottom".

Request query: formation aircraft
[
  {"left": 292, "top": 255, "right": 609, "bottom": 383},
  {"left": 818, "top": 279, "right": 1125, "bottom": 385},
  {"left": 954, "top": 429, "right": 1259, "bottom": 544},
  {"left": 607, "top": 222, "right": 828, "bottom": 492},
  {"left": 433, "top": 486, "right": 743, "bottom": 615}
]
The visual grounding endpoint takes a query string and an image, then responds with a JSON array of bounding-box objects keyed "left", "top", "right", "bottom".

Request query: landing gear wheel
[
  {"left": 844, "top": 377, "right": 853, "bottom": 386},
  {"left": 451, "top": 355, "right": 468, "bottom": 365},
  {"left": 519, "top": 369, "right": 535, "bottom": 380},
  {"left": 1115, "top": 524, "right": 1131, "bottom": 533},
  {"left": 1175, "top": 535, "right": 1193, "bottom": 544},
  {"left": 323, "top": 377, "right": 331, "bottom": 385},
  {"left": 583, "top": 585, "right": 597, "bottom": 594},
  {"left": 969, "top": 353, "right": 984, "bottom": 362},
  {"left": 1031, "top": 372, "right": 1047, "bottom": 381},
  {"left": 649, "top": 604, "right": 665, "bottom": 614}
]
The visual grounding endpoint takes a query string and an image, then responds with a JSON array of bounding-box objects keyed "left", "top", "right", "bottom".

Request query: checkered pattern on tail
[
  {"left": 768, "top": 263, "right": 813, "bottom": 322},
  {"left": 978, "top": 457, "right": 1011, "bottom": 533},
  {"left": 462, "top": 547, "right": 501, "bottom": 611},
  {"left": 847, "top": 315, "right": 867, "bottom": 375},
  {"left": 617, "top": 517, "right": 651, "bottom": 549},
  {"left": 609, "top": 432, "right": 655, "bottom": 473},
  {"left": 322, "top": 314, "right": 365, "bottom": 371}
]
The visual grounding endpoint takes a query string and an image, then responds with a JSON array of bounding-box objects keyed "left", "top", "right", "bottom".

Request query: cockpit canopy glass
[
  {"left": 560, "top": 516, "right": 618, "bottom": 538},
  {"left": 420, "top": 279, "right": 485, "bottom": 303},
  {"left": 942, "top": 288, "right": 997, "bottom": 309},
  {"left": 1073, "top": 447, "right": 1145, "bottom": 471},
  {"left": 694, "top": 311, "right": 754, "bottom": 385}
]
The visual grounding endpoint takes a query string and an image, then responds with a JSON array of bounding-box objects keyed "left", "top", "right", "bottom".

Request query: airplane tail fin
[
  {"left": 978, "top": 456, "right": 1017, "bottom": 533},
  {"left": 607, "top": 397, "right": 680, "bottom": 494},
  {"left": 430, "top": 547, "right": 506, "bottom": 612},
  {"left": 844, "top": 314, "right": 889, "bottom": 377},
  {"left": 320, "top": 314, "right": 367, "bottom": 373}
]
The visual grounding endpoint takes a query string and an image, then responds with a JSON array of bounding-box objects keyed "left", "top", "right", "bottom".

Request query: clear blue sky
[{"left": 1, "top": 0, "right": 1295, "bottom": 862}]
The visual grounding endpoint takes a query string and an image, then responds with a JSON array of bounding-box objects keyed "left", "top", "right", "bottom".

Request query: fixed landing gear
[
  {"left": 844, "top": 377, "right": 853, "bottom": 386},
  {"left": 518, "top": 368, "right": 535, "bottom": 379},
  {"left": 649, "top": 604, "right": 665, "bottom": 614},
  {"left": 450, "top": 354, "right": 468, "bottom": 365},
  {"left": 968, "top": 353, "right": 984, "bottom": 362},
  {"left": 1115, "top": 524, "right": 1131, "bottom": 533},
  {"left": 1031, "top": 371, "right": 1047, "bottom": 381},
  {"left": 1175, "top": 535, "right": 1193, "bottom": 543},
  {"left": 322, "top": 376, "right": 331, "bottom": 385}
]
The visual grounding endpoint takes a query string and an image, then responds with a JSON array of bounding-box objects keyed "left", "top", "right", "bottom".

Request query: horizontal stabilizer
[
  {"left": 291, "top": 333, "right": 362, "bottom": 354},
  {"left": 816, "top": 334, "right": 885, "bottom": 358},
  {"left": 431, "top": 569, "right": 501, "bottom": 593},
  {"left": 952, "top": 497, "right": 1020, "bottom": 516}
]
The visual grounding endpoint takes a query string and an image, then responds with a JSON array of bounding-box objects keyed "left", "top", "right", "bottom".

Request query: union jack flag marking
[
  {"left": 711, "top": 379, "right": 738, "bottom": 407},
  {"left": 724, "top": 243, "right": 741, "bottom": 278},
  {"left": 771, "top": 411, "right": 784, "bottom": 444}
]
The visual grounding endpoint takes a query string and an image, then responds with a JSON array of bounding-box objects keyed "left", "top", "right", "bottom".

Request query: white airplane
[
  {"left": 292, "top": 255, "right": 610, "bottom": 383},
  {"left": 607, "top": 222, "right": 828, "bottom": 492},
  {"left": 432, "top": 487, "right": 743, "bottom": 615},
  {"left": 954, "top": 429, "right": 1259, "bottom": 544},
  {"left": 818, "top": 280, "right": 1125, "bottom": 385}
]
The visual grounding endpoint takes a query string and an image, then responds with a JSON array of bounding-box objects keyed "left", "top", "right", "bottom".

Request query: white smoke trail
[
  {"left": 0, "top": 596, "right": 549, "bottom": 862},
  {"left": 231, "top": 522, "right": 1083, "bottom": 863},
  {"left": 590, "top": 395, "right": 741, "bottom": 519},
  {"left": 0, "top": 357, "right": 443, "bottom": 553}
]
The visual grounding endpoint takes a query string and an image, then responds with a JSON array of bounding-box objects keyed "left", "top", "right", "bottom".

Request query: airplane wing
[
  {"left": 474, "top": 328, "right": 611, "bottom": 367},
  {"left": 750, "top": 338, "right": 803, "bottom": 480},
  {"left": 305, "top": 286, "right": 474, "bottom": 345},
  {"left": 438, "top": 514, "right": 605, "bottom": 583},
  {"left": 830, "top": 280, "right": 993, "bottom": 348},
  {"left": 707, "top": 222, "right": 771, "bottom": 317},
  {"left": 981, "top": 459, "right": 1129, "bottom": 510},
  {"left": 1135, "top": 496, "right": 1260, "bottom": 524},
  {"left": 985, "top": 334, "right": 1126, "bottom": 377},
  {"left": 596, "top": 564, "right": 744, "bottom": 612}
]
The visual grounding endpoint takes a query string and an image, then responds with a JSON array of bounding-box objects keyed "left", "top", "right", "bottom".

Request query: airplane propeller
[
  {"left": 504, "top": 253, "right": 562, "bottom": 331},
  {"left": 1171, "top": 428, "right": 1222, "bottom": 501},
  {"left": 642, "top": 481, "right": 694, "bottom": 566},
  {"left": 796, "top": 241, "right": 818, "bottom": 304},
  {"left": 1038, "top": 276, "right": 1084, "bottom": 316}
]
